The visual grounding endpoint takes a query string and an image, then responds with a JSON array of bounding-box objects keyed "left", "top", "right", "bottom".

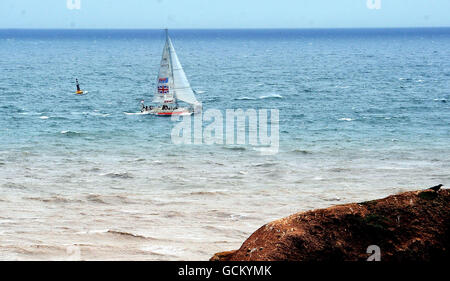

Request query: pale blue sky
[{"left": 0, "top": 0, "right": 449, "bottom": 29}]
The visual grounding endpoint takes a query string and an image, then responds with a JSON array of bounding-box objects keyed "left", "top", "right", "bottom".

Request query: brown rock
[
  {"left": 211, "top": 189, "right": 450, "bottom": 261},
  {"left": 210, "top": 250, "right": 237, "bottom": 261}
]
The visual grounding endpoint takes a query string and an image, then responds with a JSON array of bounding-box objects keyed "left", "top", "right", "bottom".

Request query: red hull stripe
[{"left": 157, "top": 112, "right": 186, "bottom": 115}]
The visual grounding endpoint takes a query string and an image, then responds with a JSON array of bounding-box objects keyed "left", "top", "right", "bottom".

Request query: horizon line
[{"left": 1, "top": 26, "right": 450, "bottom": 31}]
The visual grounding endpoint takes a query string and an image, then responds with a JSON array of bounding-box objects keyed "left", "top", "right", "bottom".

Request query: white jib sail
[{"left": 167, "top": 37, "right": 200, "bottom": 106}]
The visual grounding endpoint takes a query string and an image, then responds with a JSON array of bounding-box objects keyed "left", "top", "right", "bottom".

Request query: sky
[{"left": 0, "top": 0, "right": 449, "bottom": 29}]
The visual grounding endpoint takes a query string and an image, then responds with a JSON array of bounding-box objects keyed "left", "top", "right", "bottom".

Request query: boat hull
[{"left": 142, "top": 107, "right": 193, "bottom": 116}]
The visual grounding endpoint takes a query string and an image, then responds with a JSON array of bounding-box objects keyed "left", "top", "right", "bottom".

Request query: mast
[{"left": 166, "top": 29, "right": 176, "bottom": 105}]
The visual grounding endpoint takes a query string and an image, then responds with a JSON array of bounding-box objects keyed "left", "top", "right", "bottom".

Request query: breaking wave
[
  {"left": 235, "top": 96, "right": 257, "bottom": 101},
  {"left": 106, "top": 230, "right": 150, "bottom": 240},
  {"left": 187, "top": 190, "right": 228, "bottom": 196},
  {"left": 292, "top": 149, "right": 312, "bottom": 155},
  {"left": 222, "top": 146, "right": 247, "bottom": 151},
  {"left": 25, "top": 196, "right": 83, "bottom": 204},
  {"left": 259, "top": 94, "right": 283, "bottom": 99},
  {"left": 60, "top": 130, "right": 82, "bottom": 137},
  {"left": 103, "top": 172, "right": 134, "bottom": 179}
]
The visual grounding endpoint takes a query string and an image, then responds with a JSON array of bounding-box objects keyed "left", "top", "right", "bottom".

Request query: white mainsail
[
  {"left": 154, "top": 35, "right": 172, "bottom": 103},
  {"left": 153, "top": 30, "right": 200, "bottom": 107}
]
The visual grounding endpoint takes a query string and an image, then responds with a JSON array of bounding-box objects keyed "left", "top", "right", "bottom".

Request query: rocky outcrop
[{"left": 211, "top": 189, "right": 450, "bottom": 261}]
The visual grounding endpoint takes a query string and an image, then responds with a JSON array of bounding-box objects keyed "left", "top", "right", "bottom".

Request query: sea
[{"left": 0, "top": 28, "right": 449, "bottom": 260}]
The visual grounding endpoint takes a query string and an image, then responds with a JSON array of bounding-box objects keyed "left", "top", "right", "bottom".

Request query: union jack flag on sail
[{"left": 158, "top": 85, "right": 169, "bottom": 94}]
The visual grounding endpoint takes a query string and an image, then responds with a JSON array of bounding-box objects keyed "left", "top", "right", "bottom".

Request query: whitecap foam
[
  {"left": 124, "top": 111, "right": 151, "bottom": 115},
  {"left": 235, "top": 96, "right": 256, "bottom": 100},
  {"left": 39, "top": 116, "right": 49, "bottom": 120},
  {"left": 60, "top": 130, "right": 81, "bottom": 136},
  {"left": 119, "top": 209, "right": 142, "bottom": 214},
  {"left": 338, "top": 118, "right": 353, "bottom": 121},
  {"left": 90, "top": 112, "right": 110, "bottom": 117},
  {"left": 259, "top": 94, "right": 283, "bottom": 99},
  {"left": 75, "top": 229, "right": 109, "bottom": 235},
  {"left": 141, "top": 245, "right": 184, "bottom": 257}
]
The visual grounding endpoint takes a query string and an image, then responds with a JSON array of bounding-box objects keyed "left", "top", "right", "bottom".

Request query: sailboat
[{"left": 141, "top": 29, "right": 201, "bottom": 116}]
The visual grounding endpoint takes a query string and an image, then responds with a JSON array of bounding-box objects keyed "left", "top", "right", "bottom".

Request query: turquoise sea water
[{"left": 0, "top": 28, "right": 449, "bottom": 260}]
